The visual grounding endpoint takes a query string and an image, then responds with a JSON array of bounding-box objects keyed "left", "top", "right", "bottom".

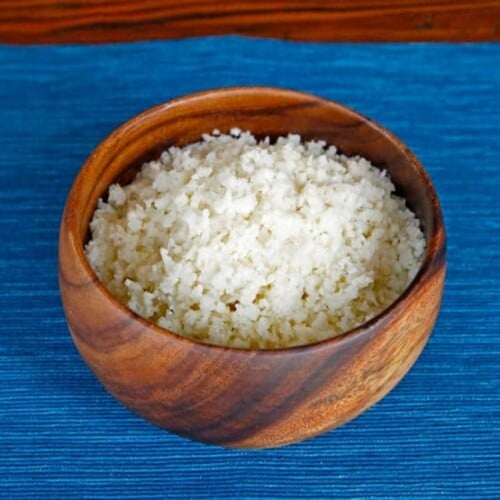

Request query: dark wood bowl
[{"left": 59, "top": 87, "right": 446, "bottom": 448}]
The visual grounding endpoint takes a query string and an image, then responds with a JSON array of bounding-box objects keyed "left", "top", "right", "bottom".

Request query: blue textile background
[{"left": 0, "top": 37, "right": 498, "bottom": 499}]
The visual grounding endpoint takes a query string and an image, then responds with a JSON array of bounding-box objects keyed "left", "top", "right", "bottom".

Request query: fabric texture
[{"left": 0, "top": 37, "right": 498, "bottom": 499}]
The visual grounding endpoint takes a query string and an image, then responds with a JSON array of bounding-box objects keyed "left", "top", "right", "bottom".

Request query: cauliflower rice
[{"left": 85, "top": 130, "right": 425, "bottom": 349}]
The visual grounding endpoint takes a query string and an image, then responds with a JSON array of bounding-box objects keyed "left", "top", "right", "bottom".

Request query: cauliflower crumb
[{"left": 85, "top": 131, "right": 425, "bottom": 349}]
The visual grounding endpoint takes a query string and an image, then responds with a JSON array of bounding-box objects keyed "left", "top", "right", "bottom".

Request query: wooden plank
[{"left": 1, "top": 0, "right": 499, "bottom": 43}]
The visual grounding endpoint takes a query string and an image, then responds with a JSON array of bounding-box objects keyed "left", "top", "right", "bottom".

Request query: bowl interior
[{"left": 74, "top": 87, "right": 438, "bottom": 264}]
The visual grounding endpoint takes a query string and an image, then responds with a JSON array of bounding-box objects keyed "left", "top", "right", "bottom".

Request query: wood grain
[
  {"left": 58, "top": 87, "right": 446, "bottom": 448},
  {"left": 2, "top": 0, "right": 499, "bottom": 44}
]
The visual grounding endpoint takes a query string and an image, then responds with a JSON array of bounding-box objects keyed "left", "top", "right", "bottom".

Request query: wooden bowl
[{"left": 59, "top": 87, "right": 446, "bottom": 448}]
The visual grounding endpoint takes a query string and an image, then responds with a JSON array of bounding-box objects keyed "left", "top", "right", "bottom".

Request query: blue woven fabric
[{"left": 0, "top": 37, "right": 498, "bottom": 499}]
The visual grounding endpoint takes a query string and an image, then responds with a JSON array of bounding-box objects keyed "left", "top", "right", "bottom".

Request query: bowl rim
[{"left": 61, "top": 85, "right": 446, "bottom": 355}]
